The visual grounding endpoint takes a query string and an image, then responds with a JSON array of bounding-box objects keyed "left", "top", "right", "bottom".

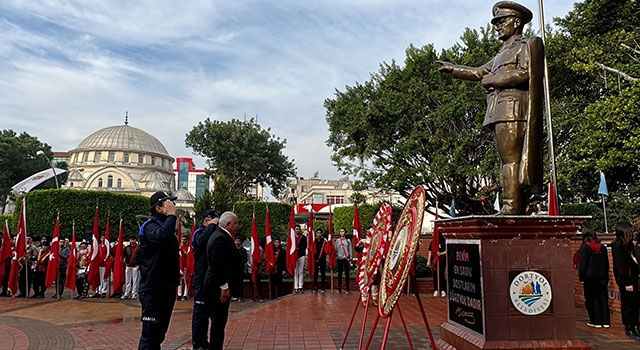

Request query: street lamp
[{"left": 36, "top": 150, "right": 59, "bottom": 189}]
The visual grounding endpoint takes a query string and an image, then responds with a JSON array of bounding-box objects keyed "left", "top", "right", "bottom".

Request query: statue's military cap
[{"left": 491, "top": 1, "right": 533, "bottom": 25}]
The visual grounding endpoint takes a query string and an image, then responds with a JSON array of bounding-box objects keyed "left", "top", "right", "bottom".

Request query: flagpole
[
  {"left": 56, "top": 211, "right": 60, "bottom": 300},
  {"left": 601, "top": 195, "right": 608, "bottom": 234},
  {"left": 537, "top": 0, "right": 559, "bottom": 205}
]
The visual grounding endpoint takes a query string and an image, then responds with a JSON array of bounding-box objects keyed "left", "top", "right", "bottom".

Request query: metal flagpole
[
  {"left": 602, "top": 195, "right": 608, "bottom": 232},
  {"left": 537, "top": 0, "right": 559, "bottom": 205}
]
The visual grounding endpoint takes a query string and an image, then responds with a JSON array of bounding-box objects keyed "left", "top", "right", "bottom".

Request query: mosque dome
[
  {"left": 70, "top": 124, "right": 170, "bottom": 156},
  {"left": 65, "top": 119, "right": 175, "bottom": 197},
  {"left": 174, "top": 189, "right": 196, "bottom": 202}
]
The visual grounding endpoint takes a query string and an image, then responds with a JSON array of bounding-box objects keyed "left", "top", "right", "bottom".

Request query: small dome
[
  {"left": 70, "top": 124, "right": 170, "bottom": 156},
  {"left": 174, "top": 189, "right": 196, "bottom": 202}
]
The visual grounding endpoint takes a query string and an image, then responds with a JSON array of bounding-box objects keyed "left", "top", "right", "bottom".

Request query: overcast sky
[{"left": 1, "top": 0, "right": 576, "bottom": 188}]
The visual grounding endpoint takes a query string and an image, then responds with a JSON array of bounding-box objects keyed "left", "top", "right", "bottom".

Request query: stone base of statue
[{"left": 434, "top": 215, "right": 591, "bottom": 350}]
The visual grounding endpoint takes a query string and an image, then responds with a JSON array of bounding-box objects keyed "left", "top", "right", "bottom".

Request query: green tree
[
  {"left": 185, "top": 118, "right": 296, "bottom": 201},
  {"left": 325, "top": 27, "right": 501, "bottom": 215},
  {"left": 547, "top": 0, "right": 640, "bottom": 201},
  {"left": 211, "top": 174, "right": 235, "bottom": 214},
  {"left": 193, "top": 189, "right": 215, "bottom": 223},
  {"left": 0, "top": 130, "right": 54, "bottom": 213}
]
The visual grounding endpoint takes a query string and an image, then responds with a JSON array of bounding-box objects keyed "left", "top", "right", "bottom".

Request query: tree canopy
[
  {"left": 549, "top": 0, "right": 640, "bottom": 201},
  {"left": 0, "top": 130, "right": 54, "bottom": 213},
  {"left": 185, "top": 118, "right": 296, "bottom": 201}
]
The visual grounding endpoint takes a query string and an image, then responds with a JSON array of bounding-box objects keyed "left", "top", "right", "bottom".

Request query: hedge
[{"left": 7, "top": 189, "right": 148, "bottom": 242}]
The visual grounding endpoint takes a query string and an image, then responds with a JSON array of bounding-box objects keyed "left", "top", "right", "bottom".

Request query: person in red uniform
[{"left": 178, "top": 235, "right": 190, "bottom": 300}]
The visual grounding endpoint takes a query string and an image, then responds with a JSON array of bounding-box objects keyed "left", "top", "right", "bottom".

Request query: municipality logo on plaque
[{"left": 509, "top": 271, "right": 552, "bottom": 315}]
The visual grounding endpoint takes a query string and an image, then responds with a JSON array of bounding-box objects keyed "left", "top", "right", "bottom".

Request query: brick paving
[{"left": 1, "top": 288, "right": 639, "bottom": 349}]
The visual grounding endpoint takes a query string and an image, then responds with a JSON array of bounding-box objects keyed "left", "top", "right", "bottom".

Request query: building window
[
  {"left": 117, "top": 178, "right": 122, "bottom": 188},
  {"left": 313, "top": 194, "right": 324, "bottom": 204},
  {"left": 108, "top": 152, "right": 115, "bottom": 162},
  {"left": 124, "top": 153, "right": 130, "bottom": 163},
  {"left": 98, "top": 178, "right": 103, "bottom": 188},
  {"left": 138, "top": 155, "right": 144, "bottom": 164},
  {"left": 94, "top": 152, "right": 101, "bottom": 162},
  {"left": 84, "top": 153, "right": 89, "bottom": 162},
  {"left": 301, "top": 186, "right": 308, "bottom": 193},
  {"left": 179, "top": 161, "right": 189, "bottom": 190},
  {"left": 107, "top": 175, "right": 113, "bottom": 188},
  {"left": 151, "top": 157, "right": 155, "bottom": 166},
  {"left": 327, "top": 195, "right": 345, "bottom": 204},
  {"left": 70, "top": 182, "right": 74, "bottom": 188}
]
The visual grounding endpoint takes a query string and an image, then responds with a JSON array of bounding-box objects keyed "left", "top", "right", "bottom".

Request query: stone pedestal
[{"left": 435, "top": 216, "right": 591, "bottom": 350}]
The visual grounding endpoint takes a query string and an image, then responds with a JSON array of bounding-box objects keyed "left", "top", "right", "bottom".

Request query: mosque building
[{"left": 65, "top": 118, "right": 177, "bottom": 198}]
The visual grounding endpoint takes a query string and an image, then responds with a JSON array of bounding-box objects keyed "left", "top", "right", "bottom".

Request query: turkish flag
[
  {"left": 264, "top": 206, "right": 276, "bottom": 275},
  {"left": 307, "top": 209, "right": 315, "bottom": 277},
  {"left": 44, "top": 216, "right": 60, "bottom": 288},
  {"left": 250, "top": 210, "right": 261, "bottom": 286},
  {"left": 87, "top": 206, "right": 101, "bottom": 291},
  {"left": 285, "top": 205, "right": 297, "bottom": 276},
  {"left": 65, "top": 228, "right": 77, "bottom": 291},
  {"left": 112, "top": 219, "right": 125, "bottom": 294},
  {"left": 8, "top": 199, "right": 27, "bottom": 295},
  {"left": 0, "top": 220, "right": 12, "bottom": 283}
]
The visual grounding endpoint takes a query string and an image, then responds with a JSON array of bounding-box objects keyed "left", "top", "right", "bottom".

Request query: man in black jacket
[
  {"left": 204, "top": 211, "right": 243, "bottom": 350},
  {"left": 191, "top": 209, "right": 219, "bottom": 350},
  {"left": 136, "top": 191, "right": 180, "bottom": 350}
]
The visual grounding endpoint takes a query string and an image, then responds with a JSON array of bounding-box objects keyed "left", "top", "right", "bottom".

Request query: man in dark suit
[{"left": 204, "top": 211, "right": 243, "bottom": 350}]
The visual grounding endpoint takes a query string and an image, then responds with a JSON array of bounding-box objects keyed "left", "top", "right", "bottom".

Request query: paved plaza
[{"left": 0, "top": 289, "right": 638, "bottom": 349}]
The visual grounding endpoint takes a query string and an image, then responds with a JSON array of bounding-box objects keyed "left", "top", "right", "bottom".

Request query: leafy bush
[
  {"left": 8, "top": 189, "right": 148, "bottom": 241},
  {"left": 233, "top": 202, "right": 292, "bottom": 242}
]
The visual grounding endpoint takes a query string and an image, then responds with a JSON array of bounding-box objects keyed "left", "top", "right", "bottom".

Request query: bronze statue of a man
[{"left": 437, "top": 1, "right": 544, "bottom": 215}]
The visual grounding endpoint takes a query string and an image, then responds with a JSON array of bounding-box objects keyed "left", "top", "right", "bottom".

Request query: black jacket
[
  {"left": 136, "top": 215, "right": 180, "bottom": 292},
  {"left": 204, "top": 227, "right": 243, "bottom": 297},
  {"left": 611, "top": 239, "right": 639, "bottom": 289},
  {"left": 192, "top": 223, "right": 217, "bottom": 294},
  {"left": 296, "top": 234, "right": 307, "bottom": 258},
  {"left": 274, "top": 246, "right": 286, "bottom": 274},
  {"left": 578, "top": 240, "right": 609, "bottom": 282}
]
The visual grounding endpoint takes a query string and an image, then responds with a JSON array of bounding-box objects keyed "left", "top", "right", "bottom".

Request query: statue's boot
[{"left": 498, "top": 162, "right": 522, "bottom": 215}]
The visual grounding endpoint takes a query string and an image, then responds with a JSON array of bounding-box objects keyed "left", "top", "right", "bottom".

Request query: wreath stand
[{"left": 339, "top": 276, "right": 437, "bottom": 350}]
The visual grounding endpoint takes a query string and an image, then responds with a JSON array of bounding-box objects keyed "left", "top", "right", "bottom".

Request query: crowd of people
[
  {"left": 9, "top": 198, "right": 640, "bottom": 347},
  {"left": 574, "top": 221, "right": 640, "bottom": 342}
]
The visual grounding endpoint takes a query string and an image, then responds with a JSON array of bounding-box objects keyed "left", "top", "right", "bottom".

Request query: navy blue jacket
[
  {"left": 191, "top": 223, "right": 217, "bottom": 295},
  {"left": 137, "top": 215, "right": 180, "bottom": 292}
]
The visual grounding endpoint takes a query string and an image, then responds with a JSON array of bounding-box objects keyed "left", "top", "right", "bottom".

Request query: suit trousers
[
  {"left": 138, "top": 286, "right": 177, "bottom": 350},
  {"left": 209, "top": 289, "right": 231, "bottom": 350}
]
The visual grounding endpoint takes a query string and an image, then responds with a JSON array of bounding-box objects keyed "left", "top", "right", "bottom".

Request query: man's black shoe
[{"left": 625, "top": 326, "right": 640, "bottom": 341}]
